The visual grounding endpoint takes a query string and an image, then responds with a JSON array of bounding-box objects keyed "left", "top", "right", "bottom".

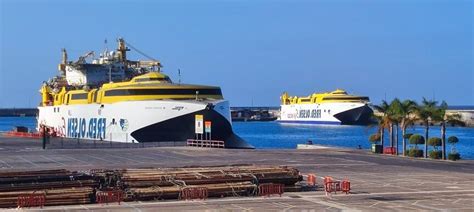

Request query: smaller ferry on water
[{"left": 279, "top": 89, "right": 373, "bottom": 125}]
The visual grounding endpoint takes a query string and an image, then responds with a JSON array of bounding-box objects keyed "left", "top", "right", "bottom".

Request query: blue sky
[{"left": 0, "top": 0, "right": 472, "bottom": 107}]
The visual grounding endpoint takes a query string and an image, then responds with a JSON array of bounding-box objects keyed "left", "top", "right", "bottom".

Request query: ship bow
[
  {"left": 333, "top": 104, "right": 373, "bottom": 125},
  {"left": 130, "top": 103, "right": 254, "bottom": 149}
]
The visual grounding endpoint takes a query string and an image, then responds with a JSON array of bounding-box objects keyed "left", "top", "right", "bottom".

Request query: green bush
[
  {"left": 448, "top": 153, "right": 461, "bottom": 161},
  {"left": 448, "top": 136, "right": 460, "bottom": 154},
  {"left": 409, "top": 134, "right": 425, "bottom": 148},
  {"left": 369, "top": 134, "right": 381, "bottom": 143},
  {"left": 428, "top": 137, "right": 442, "bottom": 150},
  {"left": 403, "top": 133, "right": 413, "bottom": 139},
  {"left": 429, "top": 150, "right": 442, "bottom": 159},
  {"left": 408, "top": 149, "right": 423, "bottom": 157},
  {"left": 447, "top": 136, "right": 459, "bottom": 144}
]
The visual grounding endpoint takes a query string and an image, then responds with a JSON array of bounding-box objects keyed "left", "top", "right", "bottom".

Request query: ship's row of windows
[
  {"left": 60, "top": 88, "right": 222, "bottom": 104},
  {"left": 298, "top": 109, "right": 322, "bottom": 118},
  {"left": 104, "top": 88, "right": 222, "bottom": 96},
  {"left": 323, "top": 97, "right": 369, "bottom": 101},
  {"left": 71, "top": 93, "right": 88, "bottom": 100},
  {"left": 134, "top": 77, "right": 171, "bottom": 82}
]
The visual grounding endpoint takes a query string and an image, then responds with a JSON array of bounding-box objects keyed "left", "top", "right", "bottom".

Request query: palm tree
[
  {"left": 389, "top": 99, "right": 402, "bottom": 154},
  {"left": 416, "top": 98, "right": 438, "bottom": 158},
  {"left": 369, "top": 113, "right": 385, "bottom": 150},
  {"left": 393, "top": 99, "right": 417, "bottom": 156},
  {"left": 373, "top": 100, "right": 393, "bottom": 150},
  {"left": 431, "top": 101, "right": 447, "bottom": 160},
  {"left": 409, "top": 134, "right": 425, "bottom": 157},
  {"left": 431, "top": 101, "right": 465, "bottom": 160}
]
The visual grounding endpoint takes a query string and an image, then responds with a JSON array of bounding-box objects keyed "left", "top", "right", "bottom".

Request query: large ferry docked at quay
[
  {"left": 37, "top": 38, "right": 253, "bottom": 148},
  {"left": 279, "top": 89, "right": 373, "bottom": 125}
]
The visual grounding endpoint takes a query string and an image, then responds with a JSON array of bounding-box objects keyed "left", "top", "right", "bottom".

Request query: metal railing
[
  {"left": 43, "top": 137, "right": 186, "bottom": 149},
  {"left": 186, "top": 139, "right": 225, "bottom": 148}
]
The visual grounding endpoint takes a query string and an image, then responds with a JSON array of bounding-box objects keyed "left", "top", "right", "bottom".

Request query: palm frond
[
  {"left": 440, "top": 101, "right": 448, "bottom": 110},
  {"left": 422, "top": 97, "right": 438, "bottom": 108}
]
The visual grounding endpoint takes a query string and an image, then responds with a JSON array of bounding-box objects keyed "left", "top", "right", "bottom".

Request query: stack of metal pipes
[
  {"left": 0, "top": 165, "right": 303, "bottom": 208},
  {"left": 0, "top": 169, "right": 97, "bottom": 208},
  {"left": 95, "top": 165, "right": 302, "bottom": 201}
]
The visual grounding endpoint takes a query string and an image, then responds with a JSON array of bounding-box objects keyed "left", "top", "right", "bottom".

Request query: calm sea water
[
  {"left": 1, "top": 117, "right": 473, "bottom": 159},
  {"left": 0, "top": 117, "right": 37, "bottom": 132},
  {"left": 234, "top": 122, "right": 474, "bottom": 159}
]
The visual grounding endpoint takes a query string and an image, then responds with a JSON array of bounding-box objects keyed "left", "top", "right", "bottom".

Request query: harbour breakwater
[
  {"left": 0, "top": 108, "right": 37, "bottom": 117},
  {"left": 231, "top": 107, "right": 279, "bottom": 121}
]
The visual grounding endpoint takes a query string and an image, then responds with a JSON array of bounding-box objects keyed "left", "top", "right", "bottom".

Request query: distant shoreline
[{"left": 0, "top": 108, "right": 37, "bottom": 117}]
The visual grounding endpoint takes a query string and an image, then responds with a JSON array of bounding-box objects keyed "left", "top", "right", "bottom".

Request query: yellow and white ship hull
[
  {"left": 278, "top": 102, "right": 372, "bottom": 125},
  {"left": 37, "top": 100, "right": 253, "bottom": 148}
]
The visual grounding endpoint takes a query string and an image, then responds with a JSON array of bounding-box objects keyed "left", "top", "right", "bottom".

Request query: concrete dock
[{"left": 0, "top": 135, "right": 473, "bottom": 211}]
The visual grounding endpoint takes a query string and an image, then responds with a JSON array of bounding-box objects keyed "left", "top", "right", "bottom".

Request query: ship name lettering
[
  {"left": 298, "top": 109, "right": 321, "bottom": 119},
  {"left": 67, "top": 117, "right": 106, "bottom": 139}
]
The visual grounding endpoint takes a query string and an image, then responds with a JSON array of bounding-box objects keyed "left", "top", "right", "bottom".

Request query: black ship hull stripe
[
  {"left": 130, "top": 109, "right": 254, "bottom": 149},
  {"left": 333, "top": 105, "right": 373, "bottom": 125}
]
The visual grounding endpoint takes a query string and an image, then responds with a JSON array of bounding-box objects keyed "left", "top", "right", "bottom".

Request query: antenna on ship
[
  {"left": 108, "top": 66, "right": 112, "bottom": 83},
  {"left": 104, "top": 39, "right": 108, "bottom": 52},
  {"left": 117, "top": 37, "right": 129, "bottom": 61},
  {"left": 58, "top": 48, "right": 68, "bottom": 76}
]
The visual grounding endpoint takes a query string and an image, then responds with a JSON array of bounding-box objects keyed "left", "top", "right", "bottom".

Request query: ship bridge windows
[
  {"left": 134, "top": 77, "right": 171, "bottom": 83},
  {"left": 104, "top": 88, "right": 222, "bottom": 97},
  {"left": 71, "top": 93, "right": 88, "bottom": 100},
  {"left": 323, "top": 97, "right": 369, "bottom": 101}
]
